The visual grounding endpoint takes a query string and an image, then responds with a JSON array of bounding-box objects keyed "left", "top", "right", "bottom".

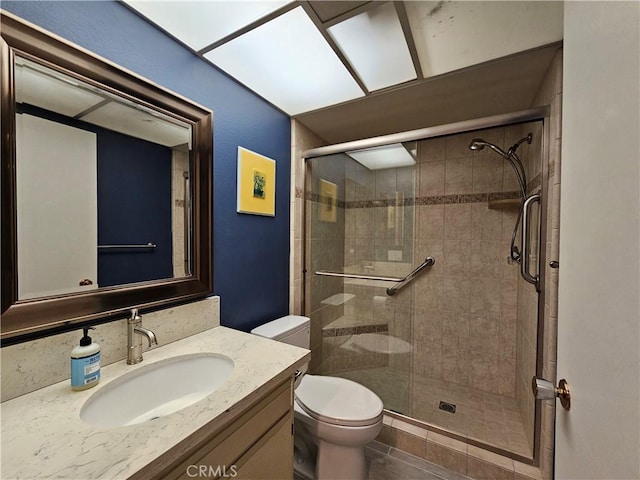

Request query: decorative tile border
[
  {"left": 306, "top": 190, "right": 522, "bottom": 208},
  {"left": 409, "top": 191, "right": 522, "bottom": 207},
  {"left": 322, "top": 323, "right": 389, "bottom": 337},
  {"left": 303, "top": 181, "right": 549, "bottom": 208},
  {"left": 305, "top": 190, "right": 346, "bottom": 208}
]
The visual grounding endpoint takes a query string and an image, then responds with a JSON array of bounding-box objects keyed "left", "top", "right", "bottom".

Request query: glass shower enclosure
[{"left": 303, "top": 111, "right": 547, "bottom": 461}]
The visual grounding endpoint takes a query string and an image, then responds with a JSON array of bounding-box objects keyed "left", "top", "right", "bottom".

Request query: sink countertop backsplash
[
  {"left": 1, "top": 323, "right": 310, "bottom": 479},
  {"left": 1, "top": 296, "right": 221, "bottom": 402}
]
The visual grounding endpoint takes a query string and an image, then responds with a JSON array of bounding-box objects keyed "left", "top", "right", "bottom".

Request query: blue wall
[{"left": 4, "top": 1, "right": 292, "bottom": 331}]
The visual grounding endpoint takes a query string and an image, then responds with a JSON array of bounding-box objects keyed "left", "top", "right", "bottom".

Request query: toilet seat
[{"left": 295, "top": 375, "right": 383, "bottom": 427}]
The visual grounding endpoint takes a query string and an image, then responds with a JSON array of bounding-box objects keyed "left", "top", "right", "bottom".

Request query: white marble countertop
[{"left": 1, "top": 326, "right": 310, "bottom": 480}]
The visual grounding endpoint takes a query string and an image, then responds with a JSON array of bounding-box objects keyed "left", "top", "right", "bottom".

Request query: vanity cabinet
[{"left": 132, "top": 376, "right": 294, "bottom": 480}]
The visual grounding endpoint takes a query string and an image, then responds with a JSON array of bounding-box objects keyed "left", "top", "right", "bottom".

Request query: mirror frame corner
[{"left": 0, "top": 10, "right": 214, "bottom": 345}]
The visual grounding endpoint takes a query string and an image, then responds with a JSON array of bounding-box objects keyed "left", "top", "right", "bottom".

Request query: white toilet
[{"left": 251, "top": 315, "right": 383, "bottom": 480}]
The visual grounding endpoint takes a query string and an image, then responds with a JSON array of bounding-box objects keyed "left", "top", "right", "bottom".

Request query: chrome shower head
[
  {"left": 469, "top": 139, "right": 486, "bottom": 151},
  {"left": 468, "top": 138, "right": 508, "bottom": 158},
  {"left": 468, "top": 135, "right": 528, "bottom": 198}
]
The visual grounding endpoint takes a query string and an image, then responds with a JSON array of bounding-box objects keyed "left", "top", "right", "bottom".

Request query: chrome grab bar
[
  {"left": 183, "top": 171, "right": 192, "bottom": 275},
  {"left": 98, "top": 242, "right": 156, "bottom": 249},
  {"left": 315, "top": 256, "right": 436, "bottom": 290},
  {"left": 521, "top": 194, "right": 541, "bottom": 291},
  {"left": 315, "top": 271, "right": 405, "bottom": 282},
  {"left": 386, "top": 256, "right": 435, "bottom": 296}
]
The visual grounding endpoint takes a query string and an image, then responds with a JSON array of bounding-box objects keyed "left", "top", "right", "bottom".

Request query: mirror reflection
[{"left": 15, "top": 56, "right": 193, "bottom": 300}]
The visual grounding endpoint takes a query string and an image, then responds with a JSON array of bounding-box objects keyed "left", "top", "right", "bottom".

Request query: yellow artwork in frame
[
  {"left": 237, "top": 147, "right": 276, "bottom": 216},
  {"left": 319, "top": 179, "right": 337, "bottom": 223}
]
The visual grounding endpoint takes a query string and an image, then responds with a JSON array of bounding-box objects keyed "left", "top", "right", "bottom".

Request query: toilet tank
[{"left": 250, "top": 315, "right": 310, "bottom": 349}]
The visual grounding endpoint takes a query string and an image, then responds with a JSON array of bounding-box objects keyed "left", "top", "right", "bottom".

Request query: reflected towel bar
[
  {"left": 386, "top": 256, "right": 435, "bottom": 296},
  {"left": 98, "top": 243, "right": 156, "bottom": 249}
]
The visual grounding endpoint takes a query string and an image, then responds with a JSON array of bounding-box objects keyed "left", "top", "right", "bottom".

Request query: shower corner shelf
[{"left": 488, "top": 199, "right": 521, "bottom": 210}]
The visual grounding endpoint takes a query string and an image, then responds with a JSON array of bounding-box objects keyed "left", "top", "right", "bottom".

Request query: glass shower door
[{"left": 305, "top": 143, "right": 417, "bottom": 415}]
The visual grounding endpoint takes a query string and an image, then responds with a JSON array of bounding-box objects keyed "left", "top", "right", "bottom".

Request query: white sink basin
[{"left": 80, "top": 353, "right": 234, "bottom": 428}]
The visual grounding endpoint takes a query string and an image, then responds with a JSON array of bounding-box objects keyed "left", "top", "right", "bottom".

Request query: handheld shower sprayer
[
  {"left": 469, "top": 133, "right": 532, "bottom": 160},
  {"left": 468, "top": 133, "right": 532, "bottom": 195},
  {"left": 468, "top": 133, "right": 533, "bottom": 264},
  {"left": 469, "top": 139, "right": 508, "bottom": 157}
]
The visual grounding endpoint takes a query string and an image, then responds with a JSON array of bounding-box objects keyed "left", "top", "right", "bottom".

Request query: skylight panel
[
  {"left": 328, "top": 2, "right": 416, "bottom": 91},
  {"left": 204, "top": 6, "right": 364, "bottom": 115},
  {"left": 124, "top": 1, "right": 290, "bottom": 51}
]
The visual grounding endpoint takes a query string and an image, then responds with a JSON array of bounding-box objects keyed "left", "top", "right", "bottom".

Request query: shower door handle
[
  {"left": 521, "top": 194, "right": 541, "bottom": 291},
  {"left": 532, "top": 376, "right": 571, "bottom": 411}
]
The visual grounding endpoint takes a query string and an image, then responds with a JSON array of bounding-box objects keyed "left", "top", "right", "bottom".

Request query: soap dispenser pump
[{"left": 71, "top": 327, "right": 101, "bottom": 391}]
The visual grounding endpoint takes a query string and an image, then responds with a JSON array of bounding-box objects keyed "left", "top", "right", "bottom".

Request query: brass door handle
[
  {"left": 532, "top": 376, "right": 571, "bottom": 411},
  {"left": 79, "top": 278, "right": 93, "bottom": 286}
]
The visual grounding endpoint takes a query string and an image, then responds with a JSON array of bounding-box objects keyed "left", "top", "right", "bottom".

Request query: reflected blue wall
[
  {"left": 97, "top": 129, "right": 173, "bottom": 287},
  {"left": 17, "top": 103, "right": 174, "bottom": 286},
  {"left": 4, "top": 1, "right": 291, "bottom": 331}
]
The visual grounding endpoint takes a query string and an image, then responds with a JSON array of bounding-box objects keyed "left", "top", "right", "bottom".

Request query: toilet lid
[{"left": 295, "top": 375, "right": 383, "bottom": 427}]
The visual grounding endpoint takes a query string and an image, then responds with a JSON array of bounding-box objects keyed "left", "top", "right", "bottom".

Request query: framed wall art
[{"left": 237, "top": 147, "right": 276, "bottom": 216}]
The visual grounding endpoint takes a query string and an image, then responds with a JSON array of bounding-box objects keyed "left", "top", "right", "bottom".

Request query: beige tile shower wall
[
  {"left": 344, "top": 160, "right": 416, "bottom": 272},
  {"left": 342, "top": 159, "right": 415, "bottom": 380},
  {"left": 531, "top": 48, "right": 563, "bottom": 480},
  {"left": 304, "top": 153, "right": 346, "bottom": 373},
  {"left": 1, "top": 296, "right": 220, "bottom": 402},
  {"left": 290, "top": 120, "right": 327, "bottom": 316},
  {"left": 172, "top": 150, "right": 189, "bottom": 277},
  {"left": 412, "top": 129, "right": 520, "bottom": 397},
  {"left": 344, "top": 160, "right": 375, "bottom": 270},
  {"left": 290, "top": 119, "right": 331, "bottom": 374}
]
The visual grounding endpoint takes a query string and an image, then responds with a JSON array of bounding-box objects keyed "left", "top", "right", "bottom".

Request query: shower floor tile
[
  {"left": 412, "top": 376, "right": 532, "bottom": 457},
  {"left": 331, "top": 367, "right": 533, "bottom": 458}
]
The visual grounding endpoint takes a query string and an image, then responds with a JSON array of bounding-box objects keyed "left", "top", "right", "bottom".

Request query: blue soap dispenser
[{"left": 71, "top": 327, "right": 101, "bottom": 391}]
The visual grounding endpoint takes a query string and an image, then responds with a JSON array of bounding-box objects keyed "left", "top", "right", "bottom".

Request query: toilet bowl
[
  {"left": 293, "top": 374, "right": 383, "bottom": 479},
  {"left": 251, "top": 316, "right": 384, "bottom": 480}
]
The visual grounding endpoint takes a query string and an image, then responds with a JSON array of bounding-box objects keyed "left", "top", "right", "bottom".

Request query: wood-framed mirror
[{"left": 1, "top": 11, "right": 213, "bottom": 345}]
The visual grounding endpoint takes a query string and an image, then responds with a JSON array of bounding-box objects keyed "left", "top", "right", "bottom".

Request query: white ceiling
[{"left": 124, "top": 0, "right": 563, "bottom": 122}]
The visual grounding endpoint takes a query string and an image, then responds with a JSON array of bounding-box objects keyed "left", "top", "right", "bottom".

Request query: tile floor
[
  {"left": 294, "top": 441, "right": 473, "bottom": 480},
  {"left": 365, "top": 441, "right": 474, "bottom": 480}
]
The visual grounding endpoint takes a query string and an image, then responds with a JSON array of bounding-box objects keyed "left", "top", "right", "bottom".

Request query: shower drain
[{"left": 438, "top": 401, "right": 456, "bottom": 414}]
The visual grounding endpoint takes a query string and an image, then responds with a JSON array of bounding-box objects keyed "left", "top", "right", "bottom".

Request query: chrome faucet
[{"left": 127, "top": 308, "right": 158, "bottom": 365}]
